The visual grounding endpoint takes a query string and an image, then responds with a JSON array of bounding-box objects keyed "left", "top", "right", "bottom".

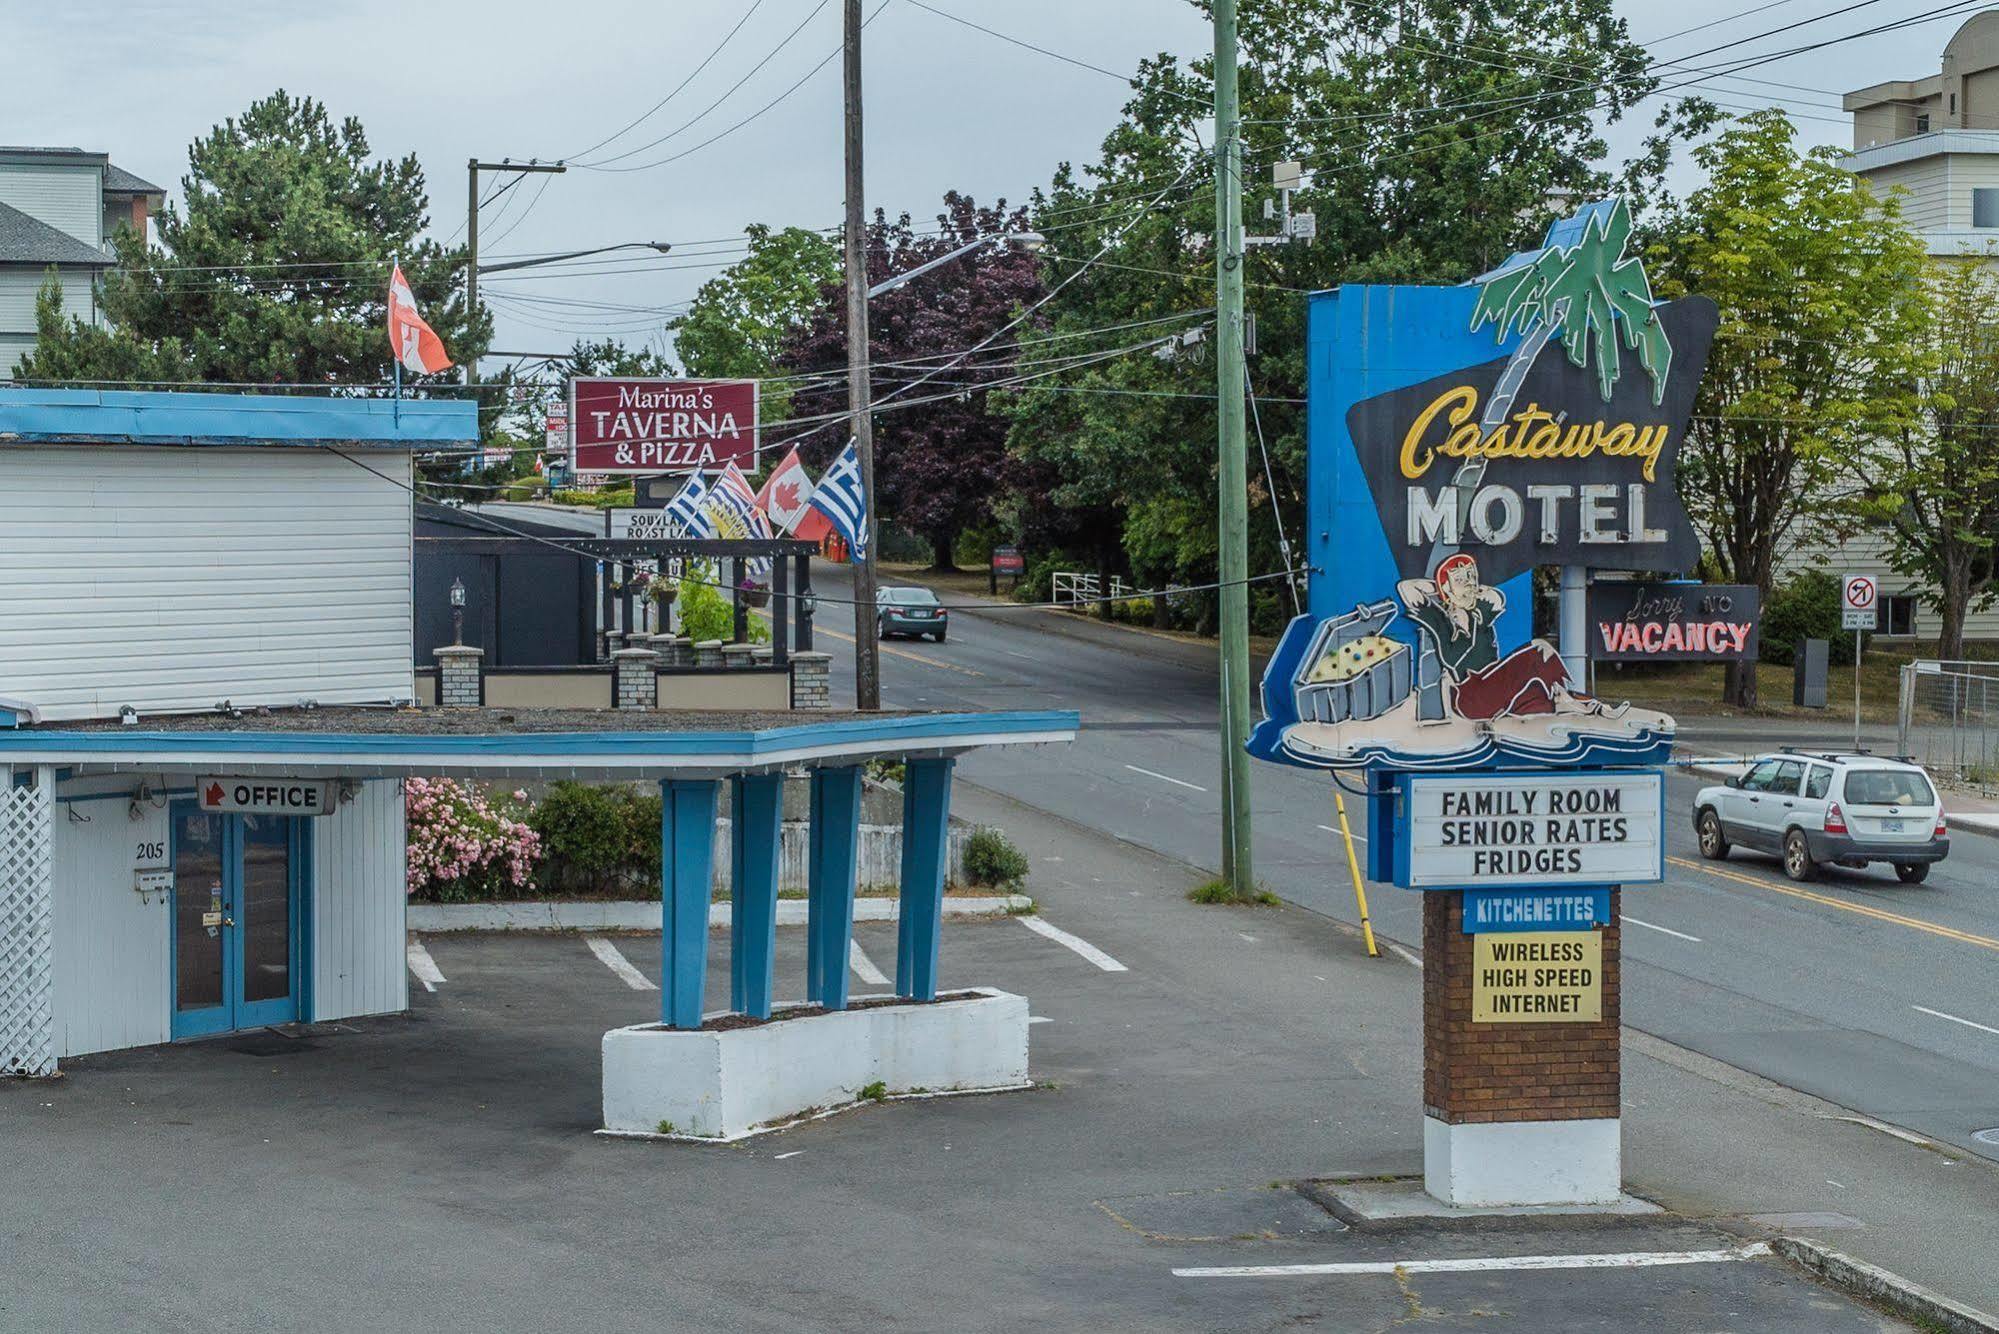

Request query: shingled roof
[{"left": 0, "top": 200, "right": 111, "bottom": 267}]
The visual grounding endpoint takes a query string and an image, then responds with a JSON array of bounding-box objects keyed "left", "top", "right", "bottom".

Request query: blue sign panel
[{"left": 1462, "top": 888, "right": 1611, "bottom": 934}]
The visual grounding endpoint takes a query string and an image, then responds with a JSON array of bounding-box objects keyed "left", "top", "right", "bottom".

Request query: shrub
[
  {"left": 676, "top": 561, "right": 770, "bottom": 644},
  {"left": 405, "top": 778, "right": 541, "bottom": 901},
  {"left": 530, "top": 781, "right": 662, "bottom": 897},
  {"left": 1763, "top": 570, "right": 1864, "bottom": 666},
  {"left": 963, "top": 826, "right": 1030, "bottom": 889}
]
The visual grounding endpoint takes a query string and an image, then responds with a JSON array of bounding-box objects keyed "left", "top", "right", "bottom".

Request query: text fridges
[{"left": 1395, "top": 770, "right": 1663, "bottom": 890}]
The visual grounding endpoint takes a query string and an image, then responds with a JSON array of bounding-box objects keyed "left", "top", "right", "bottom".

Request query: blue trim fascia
[
  {"left": 0, "top": 710, "right": 1082, "bottom": 761},
  {"left": 0, "top": 386, "right": 476, "bottom": 446}
]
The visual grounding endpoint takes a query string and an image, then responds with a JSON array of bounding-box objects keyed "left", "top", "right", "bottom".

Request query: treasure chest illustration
[{"left": 1292, "top": 599, "right": 1412, "bottom": 724}]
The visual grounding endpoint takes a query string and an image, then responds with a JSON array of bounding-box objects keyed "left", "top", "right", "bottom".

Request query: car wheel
[
  {"left": 1895, "top": 862, "right": 1929, "bottom": 885},
  {"left": 1783, "top": 829, "right": 1818, "bottom": 882},
  {"left": 934, "top": 629, "right": 947, "bottom": 643},
  {"left": 1697, "top": 808, "right": 1730, "bottom": 860}
]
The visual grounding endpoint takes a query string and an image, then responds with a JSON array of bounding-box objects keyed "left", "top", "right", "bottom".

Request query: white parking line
[
  {"left": 1173, "top": 1243, "right": 1770, "bottom": 1279},
  {"left": 1621, "top": 915, "right": 1701, "bottom": 943},
  {"left": 406, "top": 937, "right": 445, "bottom": 993},
  {"left": 1387, "top": 943, "right": 1422, "bottom": 969},
  {"left": 849, "top": 939, "right": 889, "bottom": 985},
  {"left": 1913, "top": 1004, "right": 1999, "bottom": 1037},
  {"left": 1316, "top": 823, "right": 1369, "bottom": 845},
  {"left": 585, "top": 935, "right": 657, "bottom": 991},
  {"left": 1124, "top": 764, "right": 1207, "bottom": 793},
  {"left": 1019, "top": 915, "right": 1128, "bottom": 972}
]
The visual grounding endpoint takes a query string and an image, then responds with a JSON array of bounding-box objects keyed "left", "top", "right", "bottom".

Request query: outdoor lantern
[
  {"left": 449, "top": 576, "right": 466, "bottom": 646},
  {"left": 449, "top": 577, "right": 466, "bottom": 609},
  {"left": 800, "top": 592, "right": 818, "bottom": 618}
]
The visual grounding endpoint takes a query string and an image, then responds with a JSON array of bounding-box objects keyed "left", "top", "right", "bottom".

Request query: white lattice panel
[{"left": 0, "top": 769, "right": 54, "bottom": 1076}]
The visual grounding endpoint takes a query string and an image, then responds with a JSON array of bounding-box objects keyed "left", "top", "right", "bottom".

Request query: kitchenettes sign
[{"left": 570, "top": 378, "right": 760, "bottom": 474}]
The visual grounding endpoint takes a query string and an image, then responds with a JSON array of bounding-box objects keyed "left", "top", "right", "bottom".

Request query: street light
[
  {"left": 449, "top": 577, "right": 466, "bottom": 647},
  {"left": 866, "top": 232, "right": 1046, "bottom": 299},
  {"left": 477, "top": 241, "right": 673, "bottom": 276}
]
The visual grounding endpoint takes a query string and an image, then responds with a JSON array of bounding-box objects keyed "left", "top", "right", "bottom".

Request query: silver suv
[{"left": 1692, "top": 751, "right": 1949, "bottom": 885}]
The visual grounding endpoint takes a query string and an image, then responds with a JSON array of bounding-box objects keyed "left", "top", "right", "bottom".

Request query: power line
[
  {"left": 563, "top": 0, "right": 775, "bottom": 162},
  {"left": 899, "top": 0, "right": 1210, "bottom": 109}
]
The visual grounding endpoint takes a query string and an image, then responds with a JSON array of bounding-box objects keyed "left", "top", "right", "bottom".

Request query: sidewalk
[{"left": 951, "top": 777, "right": 1999, "bottom": 1323}]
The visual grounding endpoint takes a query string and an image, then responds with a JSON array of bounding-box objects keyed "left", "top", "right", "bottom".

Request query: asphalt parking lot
[{"left": 2, "top": 793, "right": 1928, "bottom": 1334}]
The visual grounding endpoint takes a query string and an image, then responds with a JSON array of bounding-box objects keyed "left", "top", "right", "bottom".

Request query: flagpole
[{"left": 389, "top": 257, "right": 402, "bottom": 426}]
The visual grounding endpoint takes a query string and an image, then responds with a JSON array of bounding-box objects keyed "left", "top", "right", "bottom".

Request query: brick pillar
[
  {"left": 721, "top": 642, "right": 753, "bottom": 671},
  {"left": 434, "top": 645, "right": 484, "bottom": 708},
  {"left": 648, "top": 633, "right": 678, "bottom": 666},
  {"left": 694, "top": 639, "right": 724, "bottom": 669},
  {"left": 1422, "top": 889, "right": 1621, "bottom": 1206},
  {"left": 790, "top": 651, "right": 832, "bottom": 710},
  {"left": 612, "top": 648, "right": 657, "bottom": 710}
]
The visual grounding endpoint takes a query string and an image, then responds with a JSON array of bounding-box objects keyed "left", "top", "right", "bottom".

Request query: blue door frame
[{"left": 169, "top": 803, "right": 310, "bottom": 1040}]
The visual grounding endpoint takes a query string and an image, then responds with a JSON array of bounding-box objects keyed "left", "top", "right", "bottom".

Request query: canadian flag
[
  {"left": 756, "top": 446, "right": 818, "bottom": 535},
  {"left": 387, "top": 263, "right": 452, "bottom": 375}
]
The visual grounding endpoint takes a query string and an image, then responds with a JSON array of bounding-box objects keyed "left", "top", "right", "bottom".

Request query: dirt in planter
[{"left": 694, "top": 991, "right": 983, "bottom": 1033}]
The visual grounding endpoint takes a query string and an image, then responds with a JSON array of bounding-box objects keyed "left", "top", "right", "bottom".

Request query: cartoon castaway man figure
[{"left": 1396, "top": 553, "right": 1623, "bottom": 722}]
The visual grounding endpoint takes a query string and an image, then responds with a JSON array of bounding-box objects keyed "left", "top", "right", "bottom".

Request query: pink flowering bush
[{"left": 405, "top": 777, "right": 543, "bottom": 901}]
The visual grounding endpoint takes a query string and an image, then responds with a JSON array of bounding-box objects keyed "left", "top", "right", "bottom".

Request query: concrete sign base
[
  {"left": 1423, "top": 1115, "right": 1622, "bottom": 1207},
  {"left": 601, "top": 987, "right": 1029, "bottom": 1139}
]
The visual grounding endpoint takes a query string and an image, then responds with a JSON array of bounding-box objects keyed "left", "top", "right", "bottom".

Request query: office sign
[
  {"left": 1462, "top": 888, "right": 1610, "bottom": 933},
  {"left": 1472, "top": 931, "right": 1603, "bottom": 1023},
  {"left": 1841, "top": 574, "right": 1878, "bottom": 631},
  {"left": 571, "top": 378, "right": 759, "bottom": 474},
  {"left": 1588, "top": 582, "right": 1759, "bottom": 662},
  {"left": 1398, "top": 771, "right": 1663, "bottom": 889},
  {"left": 198, "top": 777, "right": 336, "bottom": 817}
]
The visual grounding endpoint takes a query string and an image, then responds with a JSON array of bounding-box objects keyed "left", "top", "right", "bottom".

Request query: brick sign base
[{"left": 1422, "top": 889, "right": 1623, "bottom": 1206}]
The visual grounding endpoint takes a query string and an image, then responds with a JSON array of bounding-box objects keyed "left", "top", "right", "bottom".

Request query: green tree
[
  {"left": 22, "top": 90, "right": 487, "bottom": 403},
  {"left": 1652, "top": 110, "right": 1929, "bottom": 707},
  {"left": 671, "top": 223, "right": 840, "bottom": 421},
  {"left": 1868, "top": 257, "right": 1999, "bottom": 659},
  {"left": 999, "top": 0, "right": 1689, "bottom": 633}
]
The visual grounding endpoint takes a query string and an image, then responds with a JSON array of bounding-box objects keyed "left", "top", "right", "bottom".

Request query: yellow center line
[
  {"left": 1666, "top": 855, "right": 1999, "bottom": 953},
  {"left": 810, "top": 623, "right": 984, "bottom": 677}
]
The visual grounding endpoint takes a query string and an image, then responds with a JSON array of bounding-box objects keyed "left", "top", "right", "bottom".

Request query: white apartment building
[{"left": 0, "top": 146, "right": 163, "bottom": 376}]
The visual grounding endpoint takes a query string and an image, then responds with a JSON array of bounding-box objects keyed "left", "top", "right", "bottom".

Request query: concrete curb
[
  {"left": 1773, "top": 1237, "right": 1999, "bottom": 1334},
  {"left": 408, "top": 895, "right": 1033, "bottom": 933},
  {"left": 1677, "top": 760, "right": 1999, "bottom": 839}
]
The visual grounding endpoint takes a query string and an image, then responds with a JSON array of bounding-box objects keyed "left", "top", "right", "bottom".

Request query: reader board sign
[
  {"left": 199, "top": 777, "right": 336, "bottom": 817},
  {"left": 1396, "top": 771, "right": 1663, "bottom": 889},
  {"left": 571, "top": 378, "right": 759, "bottom": 475},
  {"left": 607, "top": 508, "right": 684, "bottom": 541},
  {"left": 991, "top": 545, "right": 1025, "bottom": 576},
  {"left": 1472, "top": 930, "right": 1603, "bottom": 1023},
  {"left": 1463, "top": 888, "right": 1610, "bottom": 933},
  {"left": 1841, "top": 574, "right": 1878, "bottom": 632},
  {"left": 1587, "top": 582, "right": 1759, "bottom": 662}
]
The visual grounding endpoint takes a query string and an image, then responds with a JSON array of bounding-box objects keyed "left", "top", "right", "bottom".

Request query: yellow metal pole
[{"left": 1335, "top": 790, "right": 1378, "bottom": 957}]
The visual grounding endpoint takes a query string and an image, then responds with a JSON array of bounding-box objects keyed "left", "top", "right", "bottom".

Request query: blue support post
[
  {"left": 806, "top": 765, "right": 863, "bottom": 1009},
  {"left": 729, "top": 772, "right": 784, "bottom": 1019},
  {"left": 896, "top": 757, "right": 955, "bottom": 1001},
  {"left": 660, "top": 779, "right": 719, "bottom": 1029}
]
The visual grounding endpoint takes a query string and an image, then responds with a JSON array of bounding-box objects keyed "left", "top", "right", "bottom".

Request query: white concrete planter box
[{"left": 600, "top": 987, "right": 1030, "bottom": 1141}]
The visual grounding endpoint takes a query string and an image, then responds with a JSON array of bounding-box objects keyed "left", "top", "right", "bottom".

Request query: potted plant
[
  {"left": 738, "top": 578, "right": 770, "bottom": 610},
  {"left": 648, "top": 571, "right": 679, "bottom": 611}
]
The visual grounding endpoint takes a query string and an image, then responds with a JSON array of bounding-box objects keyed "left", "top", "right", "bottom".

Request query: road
[{"left": 807, "top": 568, "right": 1999, "bottom": 1163}]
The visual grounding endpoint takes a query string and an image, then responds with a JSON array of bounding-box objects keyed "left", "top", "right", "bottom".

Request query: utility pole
[
  {"left": 1213, "top": 0, "right": 1254, "bottom": 896},
  {"left": 465, "top": 159, "right": 566, "bottom": 385},
  {"left": 844, "top": 0, "right": 882, "bottom": 710}
]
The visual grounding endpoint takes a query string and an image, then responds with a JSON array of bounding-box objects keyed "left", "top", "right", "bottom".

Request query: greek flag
[
  {"left": 806, "top": 440, "right": 869, "bottom": 563},
  {"left": 663, "top": 471, "right": 716, "bottom": 538}
]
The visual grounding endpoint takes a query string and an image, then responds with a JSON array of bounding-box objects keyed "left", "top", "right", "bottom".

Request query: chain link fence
[{"left": 1897, "top": 661, "right": 1999, "bottom": 795}]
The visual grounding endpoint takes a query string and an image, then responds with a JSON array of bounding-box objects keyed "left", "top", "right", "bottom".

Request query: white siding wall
[
  {"left": 50, "top": 774, "right": 174, "bottom": 1057},
  {"left": 312, "top": 779, "right": 407, "bottom": 1022},
  {"left": 1776, "top": 526, "right": 1999, "bottom": 642},
  {"left": 0, "top": 446, "right": 417, "bottom": 720},
  {"left": 1861, "top": 159, "right": 1951, "bottom": 231},
  {"left": 1945, "top": 153, "right": 1999, "bottom": 229},
  {"left": 0, "top": 163, "right": 102, "bottom": 246},
  {"left": 0, "top": 265, "right": 95, "bottom": 336}
]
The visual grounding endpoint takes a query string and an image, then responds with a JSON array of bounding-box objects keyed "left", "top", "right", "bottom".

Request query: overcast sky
[{"left": 2, "top": 1, "right": 1975, "bottom": 364}]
